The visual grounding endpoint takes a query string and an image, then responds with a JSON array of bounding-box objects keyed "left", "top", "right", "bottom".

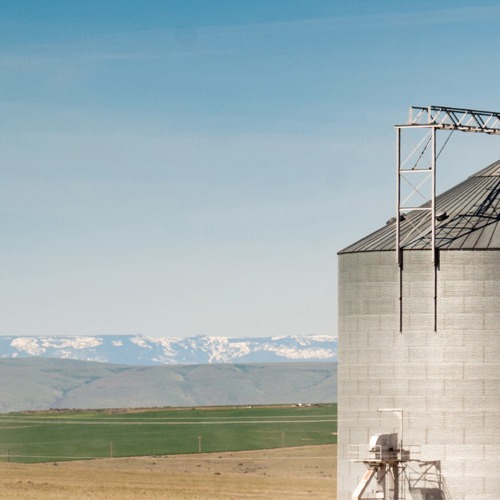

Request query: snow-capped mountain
[{"left": 0, "top": 334, "right": 337, "bottom": 366}]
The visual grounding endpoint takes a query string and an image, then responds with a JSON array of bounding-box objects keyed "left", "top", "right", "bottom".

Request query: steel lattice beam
[{"left": 401, "top": 105, "right": 500, "bottom": 135}]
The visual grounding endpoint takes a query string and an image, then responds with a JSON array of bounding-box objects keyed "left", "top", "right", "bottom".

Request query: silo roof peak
[{"left": 470, "top": 159, "right": 500, "bottom": 178}]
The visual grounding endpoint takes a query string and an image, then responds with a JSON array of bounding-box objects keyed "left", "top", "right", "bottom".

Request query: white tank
[{"left": 337, "top": 160, "right": 500, "bottom": 500}]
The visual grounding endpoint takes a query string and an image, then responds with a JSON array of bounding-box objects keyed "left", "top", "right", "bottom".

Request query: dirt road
[{"left": 0, "top": 444, "right": 336, "bottom": 499}]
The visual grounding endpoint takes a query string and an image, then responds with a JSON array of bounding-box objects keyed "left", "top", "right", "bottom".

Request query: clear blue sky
[{"left": 1, "top": 1, "right": 499, "bottom": 338}]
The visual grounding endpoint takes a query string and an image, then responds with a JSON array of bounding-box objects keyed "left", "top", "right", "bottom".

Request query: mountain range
[
  {"left": 0, "top": 358, "right": 337, "bottom": 413},
  {"left": 0, "top": 334, "right": 337, "bottom": 365}
]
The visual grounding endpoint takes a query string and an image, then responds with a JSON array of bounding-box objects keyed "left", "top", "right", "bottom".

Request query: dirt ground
[{"left": 0, "top": 444, "right": 336, "bottom": 499}]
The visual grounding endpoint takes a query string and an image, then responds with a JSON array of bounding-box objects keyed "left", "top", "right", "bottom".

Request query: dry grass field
[{"left": 0, "top": 444, "right": 336, "bottom": 499}]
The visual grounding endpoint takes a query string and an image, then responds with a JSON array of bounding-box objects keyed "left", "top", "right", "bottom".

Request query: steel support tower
[{"left": 395, "top": 105, "right": 500, "bottom": 331}]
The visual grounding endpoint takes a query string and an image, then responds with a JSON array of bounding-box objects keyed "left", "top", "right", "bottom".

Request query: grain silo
[{"left": 337, "top": 106, "right": 500, "bottom": 500}]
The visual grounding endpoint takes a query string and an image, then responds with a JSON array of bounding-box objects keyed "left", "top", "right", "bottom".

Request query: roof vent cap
[{"left": 436, "top": 211, "right": 449, "bottom": 222}]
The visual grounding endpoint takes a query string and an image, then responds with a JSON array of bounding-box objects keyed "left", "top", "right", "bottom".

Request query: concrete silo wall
[{"left": 338, "top": 249, "right": 500, "bottom": 500}]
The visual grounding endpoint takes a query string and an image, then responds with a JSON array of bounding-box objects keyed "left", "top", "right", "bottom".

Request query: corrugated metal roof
[{"left": 339, "top": 159, "right": 500, "bottom": 253}]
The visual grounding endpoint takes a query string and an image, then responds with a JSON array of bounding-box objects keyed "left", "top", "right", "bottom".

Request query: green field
[{"left": 0, "top": 404, "right": 337, "bottom": 463}]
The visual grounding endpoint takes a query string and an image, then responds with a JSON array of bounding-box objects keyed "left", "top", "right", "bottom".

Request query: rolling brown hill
[{"left": 0, "top": 358, "right": 336, "bottom": 412}]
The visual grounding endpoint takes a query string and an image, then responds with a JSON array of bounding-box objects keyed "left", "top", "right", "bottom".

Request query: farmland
[
  {"left": 0, "top": 444, "right": 337, "bottom": 499},
  {"left": 0, "top": 404, "right": 336, "bottom": 463}
]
